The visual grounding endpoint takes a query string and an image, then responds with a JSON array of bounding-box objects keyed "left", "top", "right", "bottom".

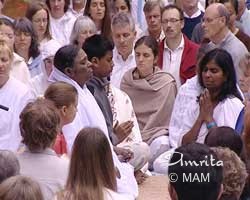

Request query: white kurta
[
  {"left": 0, "top": 77, "right": 34, "bottom": 151},
  {"left": 48, "top": 68, "right": 138, "bottom": 200},
  {"left": 169, "top": 75, "right": 244, "bottom": 148}
]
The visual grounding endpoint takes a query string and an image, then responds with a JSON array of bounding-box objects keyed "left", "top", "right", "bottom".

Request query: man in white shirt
[
  {"left": 110, "top": 12, "right": 137, "bottom": 88},
  {"left": 143, "top": 0, "right": 165, "bottom": 43},
  {"left": 158, "top": 5, "right": 199, "bottom": 88}
]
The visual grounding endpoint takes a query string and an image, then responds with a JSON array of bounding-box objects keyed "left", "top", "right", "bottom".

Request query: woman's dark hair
[
  {"left": 134, "top": 36, "right": 159, "bottom": 57},
  {"left": 46, "top": 0, "right": 70, "bottom": 13},
  {"left": 219, "top": 0, "right": 238, "bottom": 15},
  {"left": 113, "top": 0, "right": 131, "bottom": 12},
  {"left": 54, "top": 44, "right": 80, "bottom": 72},
  {"left": 198, "top": 48, "right": 242, "bottom": 102},
  {"left": 14, "top": 17, "right": 40, "bottom": 59},
  {"left": 19, "top": 98, "right": 60, "bottom": 152},
  {"left": 0, "top": 18, "right": 14, "bottom": 30},
  {"left": 61, "top": 128, "right": 117, "bottom": 200},
  {"left": 84, "top": 0, "right": 112, "bottom": 40},
  {"left": 26, "top": 1, "right": 52, "bottom": 40}
]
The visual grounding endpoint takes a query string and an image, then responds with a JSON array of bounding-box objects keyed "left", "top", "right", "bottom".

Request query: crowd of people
[{"left": 0, "top": 0, "right": 250, "bottom": 199}]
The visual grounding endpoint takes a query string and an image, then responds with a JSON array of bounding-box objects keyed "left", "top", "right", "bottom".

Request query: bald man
[{"left": 202, "top": 3, "right": 248, "bottom": 78}]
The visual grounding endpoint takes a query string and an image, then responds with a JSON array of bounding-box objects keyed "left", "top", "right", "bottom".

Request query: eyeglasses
[
  {"left": 33, "top": 18, "right": 48, "bottom": 24},
  {"left": 201, "top": 16, "right": 222, "bottom": 23},
  {"left": 162, "top": 18, "right": 183, "bottom": 24}
]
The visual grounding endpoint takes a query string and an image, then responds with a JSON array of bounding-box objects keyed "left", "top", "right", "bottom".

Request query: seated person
[
  {"left": 212, "top": 147, "right": 248, "bottom": 200},
  {"left": 0, "top": 41, "right": 33, "bottom": 151},
  {"left": 0, "top": 150, "right": 20, "bottom": 184},
  {"left": 168, "top": 143, "right": 223, "bottom": 200},
  {"left": 57, "top": 128, "right": 128, "bottom": 200},
  {"left": 17, "top": 98, "right": 69, "bottom": 200},
  {"left": 205, "top": 126, "right": 243, "bottom": 156},
  {"left": 169, "top": 48, "right": 244, "bottom": 148},
  {"left": 120, "top": 36, "right": 177, "bottom": 168},
  {"left": 0, "top": 175, "right": 43, "bottom": 200},
  {"left": 84, "top": 34, "right": 150, "bottom": 174}
]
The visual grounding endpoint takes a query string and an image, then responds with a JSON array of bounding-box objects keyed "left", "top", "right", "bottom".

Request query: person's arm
[{"left": 182, "top": 89, "right": 216, "bottom": 145}]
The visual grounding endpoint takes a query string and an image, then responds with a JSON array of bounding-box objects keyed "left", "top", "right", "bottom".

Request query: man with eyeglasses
[
  {"left": 158, "top": 4, "right": 199, "bottom": 89},
  {"left": 202, "top": 3, "right": 248, "bottom": 78}
]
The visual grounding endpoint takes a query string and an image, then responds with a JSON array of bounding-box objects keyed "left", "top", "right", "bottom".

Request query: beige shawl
[{"left": 120, "top": 67, "right": 177, "bottom": 144}]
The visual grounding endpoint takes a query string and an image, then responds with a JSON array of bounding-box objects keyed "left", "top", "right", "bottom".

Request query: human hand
[
  {"left": 199, "top": 89, "right": 214, "bottom": 122},
  {"left": 113, "top": 146, "right": 134, "bottom": 162},
  {"left": 113, "top": 120, "right": 134, "bottom": 143}
]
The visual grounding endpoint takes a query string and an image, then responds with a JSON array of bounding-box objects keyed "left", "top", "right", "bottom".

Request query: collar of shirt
[
  {"left": 114, "top": 47, "right": 135, "bottom": 64},
  {"left": 68, "top": 6, "right": 85, "bottom": 15},
  {"left": 144, "top": 29, "right": 165, "bottom": 42},
  {"left": 184, "top": 9, "right": 202, "bottom": 18},
  {"left": 211, "top": 30, "right": 231, "bottom": 47},
  {"left": 164, "top": 34, "right": 185, "bottom": 52}
]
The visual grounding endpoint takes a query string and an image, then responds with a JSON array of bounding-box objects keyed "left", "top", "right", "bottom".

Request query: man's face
[
  {"left": 182, "top": 0, "right": 199, "bottom": 12},
  {"left": 162, "top": 8, "right": 184, "bottom": 40},
  {"left": 112, "top": 24, "right": 136, "bottom": 57},
  {"left": 92, "top": 51, "right": 114, "bottom": 77},
  {"left": 144, "top": 5, "right": 162, "bottom": 34},
  {"left": 202, "top": 5, "right": 225, "bottom": 41}
]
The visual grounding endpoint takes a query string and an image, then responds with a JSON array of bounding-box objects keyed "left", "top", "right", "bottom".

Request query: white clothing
[
  {"left": 169, "top": 75, "right": 244, "bottom": 148},
  {"left": 10, "top": 53, "right": 31, "bottom": 85},
  {"left": 68, "top": 7, "right": 85, "bottom": 19},
  {"left": 239, "top": 8, "right": 250, "bottom": 37},
  {"left": 104, "top": 188, "right": 130, "bottom": 200},
  {"left": 0, "top": 77, "right": 34, "bottom": 151},
  {"left": 49, "top": 11, "right": 76, "bottom": 46},
  {"left": 48, "top": 68, "right": 138, "bottom": 199},
  {"left": 111, "top": 48, "right": 136, "bottom": 88},
  {"left": 163, "top": 35, "right": 184, "bottom": 88}
]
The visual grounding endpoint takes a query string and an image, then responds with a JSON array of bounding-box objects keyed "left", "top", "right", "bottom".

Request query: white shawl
[
  {"left": 49, "top": 68, "right": 138, "bottom": 199},
  {"left": 169, "top": 75, "right": 244, "bottom": 148}
]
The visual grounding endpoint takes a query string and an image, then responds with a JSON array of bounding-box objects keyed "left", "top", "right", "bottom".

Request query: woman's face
[
  {"left": 135, "top": 43, "right": 156, "bottom": 77},
  {"left": 77, "top": 26, "right": 95, "bottom": 47},
  {"left": 201, "top": 60, "right": 226, "bottom": 91},
  {"left": 32, "top": 9, "right": 48, "bottom": 40},
  {"left": 44, "top": 56, "right": 54, "bottom": 76},
  {"left": 49, "top": 0, "right": 65, "bottom": 19},
  {"left": 115, "top": 0, "right": 129, "bottom": 14},
  {"left": 89, "top": 0, "right": 106, "bottom": 22},
  {"left": 14, "top": 30, "right": 32, "bottom": 52},
  {"left": 0, "top": 50, "right": 12, "bottom": 86},
  {"left": 0, "top": 24, "right": 15, "bottom": 50}
]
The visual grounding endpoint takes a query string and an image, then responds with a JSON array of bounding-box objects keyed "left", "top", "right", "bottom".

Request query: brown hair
[
  {"left": 19, "top": 98, "right": 60, "bottom": 152},
  {"left": 59, "top": 128, "right": 117, "bottom": 200},
  {"left": 0, "top": 175, "right": 44, "bottom": 200},
  {"left": 44, "top": 82, "right": 78, "bottom": 108},
  {"left": 26, "top": 1, "right": 52, "bottom": 40},
  {"left": 46, "top": 0, "right": 70, "bottom": 13},
  {"left": 84, "top": 0, "right": 112, "bottom": 40}
]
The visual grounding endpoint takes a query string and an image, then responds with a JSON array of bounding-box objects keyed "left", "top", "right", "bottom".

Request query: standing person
[
  {"left": 46, "top": 0, "right": 75, "bottom": 45},
  {"left": 121, "top": 36, "right": 177, "bottom": 168},
  {"left": 84, "top": 0, "right": 112, "bottom": 40},
  {"left": 0, "top": 41, "right": 33, "bottom": 151},
  {"left": 110, "top": 12, "right": 137, "bottom": 88},
  {"left": 14, "top": 17, "right": 42, "bottom": 77},
  {"left": 49, "top": 44, "right": 138, "bottom": 199},
  {"left": 17, "top": 98, "right": 69, "bottom": 200},
  {"left": 143, "top": 0, "right": 165, "bottom": 43},
  {"left": 0, "top": 18, "right": 30, "bottom": 85},
  {"left": 158, "top": 5, "right": 199, "bottom": 88},
  {"left": 56, "top": 128, "right": 128, "bottom": 200},
  {"left": 44, "top": 82, "right": 78, "bottom": 156}
]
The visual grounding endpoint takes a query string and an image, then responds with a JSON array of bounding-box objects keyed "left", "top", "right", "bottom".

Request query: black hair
[
  {"left": 0, "top": 18, "right": 14, "bottom": 30},
  {"left": 113, "top": 0, "right": 131, "bottom": 11},
  {"left": 83, "top": 34, "right": 114, "bottom": 61},
  {"left": 46, "top": 0, "right": 70, "bottom": 13},
  {"left": 161, "top": 4, "right": 184, "bottom": 20},
  {"left": 198, "top": 48, "right": 242, "bottom": 102},
  {"left": 54, "top": 44, "right": 80, "bottom": 72},
  {"left": 219, "top": 0, "right": 238, "bottom": 15},
  {"left": 168, "top": 143, "right": 223, "bottom": 200}
]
